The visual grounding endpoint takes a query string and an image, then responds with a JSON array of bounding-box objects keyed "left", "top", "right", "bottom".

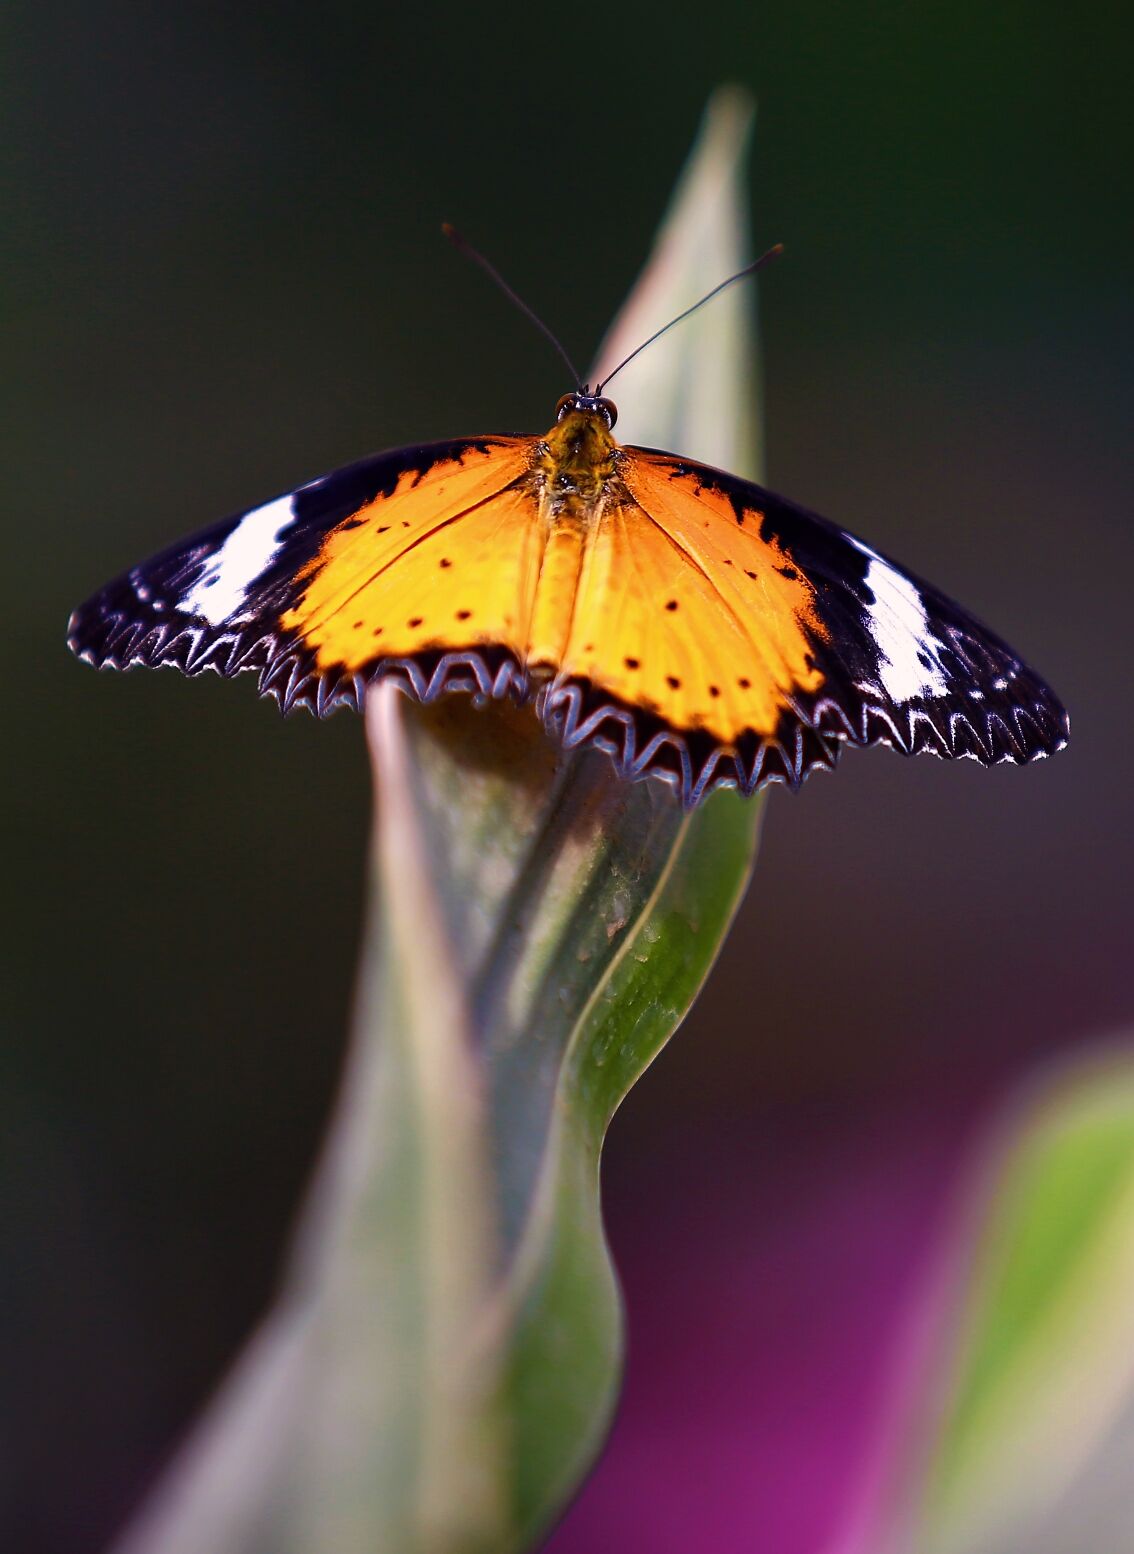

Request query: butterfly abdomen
[{"left": 526, "top": 520, "right": 586, "bottom": 675}]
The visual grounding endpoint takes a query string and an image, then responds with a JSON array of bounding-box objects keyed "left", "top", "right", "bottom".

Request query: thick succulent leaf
[
  {"left": 112, "top": 87, "right": 764, "bottom": 1554},
  {"left": 897, "top": 1046, "right": 1134, "bottom": 1554}
]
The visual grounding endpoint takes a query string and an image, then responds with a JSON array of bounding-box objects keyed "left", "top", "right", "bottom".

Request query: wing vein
[
  {"left": 628, "top": 492, "right": 783, "bottom": 671},
  {"left": 296, "top": 474, "right": 530, "bottom": 636}
]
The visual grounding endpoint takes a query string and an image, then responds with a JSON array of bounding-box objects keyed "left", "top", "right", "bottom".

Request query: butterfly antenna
[
  {"left": 442, "top": 223, "right": 584, "bottom": 391},
  {"left": 595, "top": 243, "right": 785, "bottom": 394}
]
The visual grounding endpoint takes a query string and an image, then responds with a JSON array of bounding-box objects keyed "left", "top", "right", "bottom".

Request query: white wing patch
[
  {"left": 850, "top": 538, "right": 950, "bottom": 704},
  {"left": 178, "top": 494, "right": 297, "bottom": 626}
]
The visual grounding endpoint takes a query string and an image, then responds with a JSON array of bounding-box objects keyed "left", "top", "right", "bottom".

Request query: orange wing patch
[
  {"left": 280, "top": 439, "right": 538, "bottom": 675},
  {"left": 558, "top": 449, "right": 827, "bottom": 745}
]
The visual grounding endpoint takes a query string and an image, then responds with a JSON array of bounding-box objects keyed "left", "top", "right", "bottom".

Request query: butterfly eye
[
  {"left": 595, "top": 397, "right": 618, "bottom": 429},
  {"left": 555, "top": 394, "right": 579, "bottom": 421}
]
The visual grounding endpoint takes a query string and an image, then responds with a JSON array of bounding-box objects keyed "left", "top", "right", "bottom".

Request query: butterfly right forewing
[{"left": 620, "top": 447, "right": 1069, "bottom": 776}]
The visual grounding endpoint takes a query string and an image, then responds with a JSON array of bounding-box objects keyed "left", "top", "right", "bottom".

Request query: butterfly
[
  {"left": 66, "top": 388, "right": 1067, "bottom": 805},
  {"left": 67, "top": 241, "right": 1068, "bottom": 807}
]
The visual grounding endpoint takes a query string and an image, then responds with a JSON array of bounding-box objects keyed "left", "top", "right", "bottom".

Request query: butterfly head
[{"left": 555, "top": 391, "right": 618, "bottom": 430}]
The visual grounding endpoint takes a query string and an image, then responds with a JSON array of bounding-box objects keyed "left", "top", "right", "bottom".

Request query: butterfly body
[
  {"left": 68, "top": 394, "right": 1068, "bottom": 805},
  {"left": 522, "top": 403, "right": 617, "bottom": 675}
]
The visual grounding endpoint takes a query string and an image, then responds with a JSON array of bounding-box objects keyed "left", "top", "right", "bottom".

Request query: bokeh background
[{"left": 6, "top": 4, "right": 1132, "bottom": 1551}]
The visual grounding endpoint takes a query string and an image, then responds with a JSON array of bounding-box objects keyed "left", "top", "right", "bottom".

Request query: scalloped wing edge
[{"left": 68, "top": 605, "right": 1067, "bottom": 807}]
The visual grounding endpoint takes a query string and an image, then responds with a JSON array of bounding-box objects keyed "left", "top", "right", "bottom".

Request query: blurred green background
[{"left": 5, "top": 3, "right": 1131, "bottom": 1550}]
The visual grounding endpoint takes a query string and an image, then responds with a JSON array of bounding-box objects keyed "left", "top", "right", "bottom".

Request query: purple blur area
[{"left": 548, "top": 1097, "right": 970, "bottom": 1553}]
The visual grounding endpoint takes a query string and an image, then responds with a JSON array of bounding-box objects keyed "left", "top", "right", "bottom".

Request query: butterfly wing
[
  {"left": 68, "top": 435, "right": 541, "bottom": 713},
  {"left": 543, "top": 446, "right": 1068, "bottom": 803}
]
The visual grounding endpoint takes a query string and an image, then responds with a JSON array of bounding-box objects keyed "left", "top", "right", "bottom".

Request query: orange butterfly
[{"left": 68, "top": 246, "right": 1068, "bottom": 806}]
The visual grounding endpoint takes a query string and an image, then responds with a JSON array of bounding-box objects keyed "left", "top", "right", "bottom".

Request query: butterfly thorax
[{"left": 534, "top": 408, "right": 620, "bottom": 516}]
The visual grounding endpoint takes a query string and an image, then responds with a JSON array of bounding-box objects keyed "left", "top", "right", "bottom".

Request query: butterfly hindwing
[{"left": 68, "top": 435, "right": 536, "bottom": 713}]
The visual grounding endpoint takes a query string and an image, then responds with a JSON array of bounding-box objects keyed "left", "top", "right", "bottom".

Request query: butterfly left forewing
[
  {"left": 619, "top": 447, "right": 1068, "bottom": 781},
  {"left": 68, "top": 435, "right": 537, "bottom": 713}
]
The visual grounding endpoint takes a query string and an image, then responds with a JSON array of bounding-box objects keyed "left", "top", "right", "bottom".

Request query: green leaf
[
  {"left": 113, "top": 86, "right": 765, "bottom": 1554},
  {"left": 911, "top": 1047, "right": 1134, "bottom": 1554}
]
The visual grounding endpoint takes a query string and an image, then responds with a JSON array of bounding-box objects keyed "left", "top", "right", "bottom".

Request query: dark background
[{"left": 5, "top": 4, "right": 1131, "bottom": 1552}]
